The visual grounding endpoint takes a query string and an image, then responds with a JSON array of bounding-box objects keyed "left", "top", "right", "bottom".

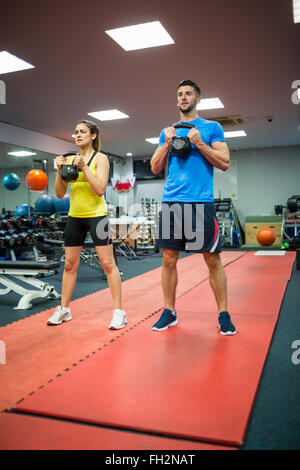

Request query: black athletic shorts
[
  {"left": 64, "top": 215, "right": 112, "bottom": 247},
  {"left": 156, "top": 202, "right": 222, "bottom": 253}
]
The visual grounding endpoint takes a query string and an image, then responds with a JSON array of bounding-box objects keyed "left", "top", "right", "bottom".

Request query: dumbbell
[
  {"left": 56, "top": 231, "right": 64, "bottom": 240},
  {"left": 18, "top": 232, "right": 34, "bottom": 245},
  {"left": 35, "top": 217, "right": 43, "bottom": 227},
  {"left": 44, "top": 231, "right": 55, "bottom": 240},
  {"left": 8, "top": 216, "right": 23, "bottom": 228},
  {"left": 60, "top": 152, "right": 81, "bottom": 182},
  {"left": 40, "top": 217, "right": 56, "bottom": 228},
  {"left": 0, "top": 229, "right": 15, "bottom": 247},
  {"left": 6, "top": 228, "right": 23, "bottom": 246},
  {"left": 26, "top": 229, "right": 37, "bottom": 244},
  {"left": 169, "top": 122, "right": 195, "bottom": 157},
  {"left": 287, "top": 196, "right": 300, "bottom": 213},
  {"left": 0, "top": 217, "right": 11, "bottom": 230},
  {"left": 35, "top": 232, "right": 45, "bottom": 243},
  {"left": 22, "top": 216, "right": 38, "bottom": 227},
  {"left": 48, "top": 231, "right": 63, "bottom": 240}
]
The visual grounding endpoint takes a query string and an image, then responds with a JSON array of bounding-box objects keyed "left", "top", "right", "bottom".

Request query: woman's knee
[
  {"left": 64, "top": 258, "right": 80, "bottom": 273},
  {"left": 100, "top": 256, "right": 115, "bottom": 274}
]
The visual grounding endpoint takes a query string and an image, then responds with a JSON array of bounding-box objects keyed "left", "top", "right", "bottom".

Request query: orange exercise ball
[
  {"left": 26, "top": 169, "right": 48, "bottom": 191},
  {"left": 257, "top": 228, "right": 276, "bottom": 246}
]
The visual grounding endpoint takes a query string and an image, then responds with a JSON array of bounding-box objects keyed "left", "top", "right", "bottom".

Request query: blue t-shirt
[{"left": 159, "top": 116, "right": 226, "bottom": 202}]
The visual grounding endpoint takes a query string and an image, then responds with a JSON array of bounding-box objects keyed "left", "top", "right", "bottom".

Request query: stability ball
[
  {"left": 257, "top": 228, "right": 276, "bottom": 246},
  {"left": 35, "top": 194, "right": 55, "bottom": 214},
  {"left": 2, "top": 172, "right": 20, "bottom": 190},
  {"left": 26, "top": 169, "right": 48, "bottom": 191},
  {"left": 54, "top": 194, "right": 70, "bottom": 213},
  {"left": 15, "top": 204, "right": 35, "bottom": 216}
]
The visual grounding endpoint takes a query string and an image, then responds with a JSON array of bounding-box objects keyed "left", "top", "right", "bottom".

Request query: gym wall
[
  {"left": 106, "top": 145, "right": 300, "bottom": 225},
  {"left": 0, "top": 121, "right": 299, "bottom": 221},
  {"left": 234, "top": 145, "right": 300, "bottom": 226}
]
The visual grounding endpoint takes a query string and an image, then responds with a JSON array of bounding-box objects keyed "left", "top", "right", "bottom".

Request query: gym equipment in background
[
  {"left": 35, "top": 194, "right": 56, "bottom": 215},
  {"left": 0, "top": 259, "right": 60, "bottom": 310},
  {"left": 281, "top": 195, "right": 300, "bottom": 251},
  {"left": 0, "top": 210, "right": 63, "bottom": 309},
  {"left": 214, "top": 198, "right": 241, "bottom": 248},
  {"left": 14, "top": 205, "right": 35, "bottom": 216},
  {"left": 256, "top": 228, "right": 276, "bottom": 246},
  {"left": 136, "top": 198, "right": 159, "bottom": 253},
  {"left": 54, "top": 194, "right": 70, "bottom": 214},
  {"left": 26, "top": 169, "right": 48, "bottom": 191},
  {"left": 2, "top": 172, "right": 20, "bottom": 191},
  {"left": 286, "top": 195, "right": 300, "bottom": 213}
]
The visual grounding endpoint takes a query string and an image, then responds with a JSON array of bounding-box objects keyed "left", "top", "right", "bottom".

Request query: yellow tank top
[{"left": 67, "top": 152, "right": 107, "bottom": 218}]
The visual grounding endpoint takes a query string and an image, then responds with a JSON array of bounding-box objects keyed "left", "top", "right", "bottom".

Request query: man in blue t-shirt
[{"left": 150, "top": 79, "right": 236, "bottom": 335}]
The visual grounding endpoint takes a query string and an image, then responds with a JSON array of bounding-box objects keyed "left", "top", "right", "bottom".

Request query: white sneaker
[
  {"left": 47, "top": 306, "right": 72, "bottom": 326},
  {"left": 109, "top": 309, "right": 127, "bottom": 330}
]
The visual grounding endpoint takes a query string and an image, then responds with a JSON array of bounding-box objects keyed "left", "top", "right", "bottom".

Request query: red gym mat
[
  {"left": 0, "top": 251, "right": 242, "bottom": 411},
  {"left": 224, "top": 250, "right": 294, "bottom": 281},
  {"left": 15, "top": 252, "right": 295, "bottom": 447},
  {"left": 0, "top": 413, "right": 236, "bottom": 450}
]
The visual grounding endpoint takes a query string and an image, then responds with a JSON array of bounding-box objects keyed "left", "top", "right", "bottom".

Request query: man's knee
[
  {"left": 203, "top": 252, "right": 222, "bottom": 271},
  {"left": 163, "top": 249, "right": 179, "bottom": 269}
]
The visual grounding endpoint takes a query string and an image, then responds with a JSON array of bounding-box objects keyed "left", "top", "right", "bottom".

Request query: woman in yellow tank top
[{"left": 47, "top": 120, "right": 127, "bottom": 330}]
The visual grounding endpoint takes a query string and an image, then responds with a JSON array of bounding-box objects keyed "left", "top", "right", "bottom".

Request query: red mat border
[{"left": 0, "top": 412, "right": 237, "bottom": 450}]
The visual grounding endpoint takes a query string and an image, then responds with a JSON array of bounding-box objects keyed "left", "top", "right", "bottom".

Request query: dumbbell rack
[
  {"left": 0, "top": 213, "right": 63, "bottom": 268},
  {"left": 136, "top": 198, "right": 159, "bottom": 252}
]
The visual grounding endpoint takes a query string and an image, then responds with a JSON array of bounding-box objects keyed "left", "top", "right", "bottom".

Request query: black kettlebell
[
  {"left": 169, "top": 122, "right": 195, "bottom": 157},
  {"left": 60, "top": 152, "right": 81, "bottom": 182}
]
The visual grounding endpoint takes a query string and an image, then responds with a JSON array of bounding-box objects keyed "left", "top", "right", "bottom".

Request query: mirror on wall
[
  {"left": 0, "top": 142, "right": 118, "bottom": 213},
  {"left": 0, "top": 142, "right": 57, "bottom": 213},
  {"left": 0, "top": 141, "right": 56, "bottom": 171}
]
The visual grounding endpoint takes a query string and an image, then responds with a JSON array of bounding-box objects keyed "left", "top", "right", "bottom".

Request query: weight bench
[{"left": 0, "top": 260, "right": 61, "bottom": 310}]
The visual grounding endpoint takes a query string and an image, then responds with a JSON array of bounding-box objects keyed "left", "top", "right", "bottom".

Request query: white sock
[{"left": 61, "top": 306, "right": 70, "bottom": 313}]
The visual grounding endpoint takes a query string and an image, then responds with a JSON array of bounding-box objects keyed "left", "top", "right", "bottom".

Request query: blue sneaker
[
  {"left": 218, "top": 311, "right": 236, "bottom": 335},
  {"left": 152, "top": 309, "right": 178, "bottom": 331}
]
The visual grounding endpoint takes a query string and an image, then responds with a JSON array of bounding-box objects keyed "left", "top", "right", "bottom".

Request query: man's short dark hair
[{"left": 178, "top": 80, "right": 201, "bottom": 97}]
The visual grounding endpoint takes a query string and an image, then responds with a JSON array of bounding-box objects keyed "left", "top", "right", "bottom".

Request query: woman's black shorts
[{"left": 64, "top": 216, "right": 112, "bottom": 247}]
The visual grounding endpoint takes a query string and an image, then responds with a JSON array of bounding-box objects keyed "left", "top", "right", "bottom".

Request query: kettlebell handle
[
  {"left": 172, "top": 122, "right": 195, "bottom": 130},
  {"left": 62, "top": 152, "right": 82, "bottom": 172},
  {"left": 63, "top": 152, "right": 78, "bottom": 158}
]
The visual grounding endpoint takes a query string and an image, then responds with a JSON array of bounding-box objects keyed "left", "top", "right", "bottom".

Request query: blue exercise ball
[
  {"left": 15, "top": 204, "right": 35, "bottom": 216},
  {"left": 35, "top": 194, "right": 55, "bottom": 214},
  {"left": 54, "top": 195, "right": 70, "bottom": 213},
  {"left": 2, "top": 172, "right": 20, "bottom": 190}
]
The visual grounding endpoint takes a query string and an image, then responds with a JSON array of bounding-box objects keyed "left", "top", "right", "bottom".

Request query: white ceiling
[{"left": 0, "top": 0, "right": 299, "bottom": 162}]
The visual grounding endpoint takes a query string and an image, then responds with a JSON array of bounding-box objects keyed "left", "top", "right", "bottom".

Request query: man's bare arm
[{"left": 150, "top": 127, "right": 176, "bottom": 174}]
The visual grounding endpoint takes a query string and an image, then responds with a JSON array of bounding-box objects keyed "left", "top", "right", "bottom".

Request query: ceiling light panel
[
  {"left": 0, "top": 51, "right": 34, "bottom": 75},
  {"left": 197, "top": 98, "right": 224, "bottom": 110},
  {"left": 88, "top": 110, "right": 129, "bottom": 121},
  {"left": 293, "top": 0, "right": 300, "bottom": 23},
  {"left": 105, "top": 21, "right": 174, "bottom": 51},
  {"left": 224, "top": 131, "right": 247, "bottom": 138},
  {"left": 8, "top": 151, "right": 37, "bottom": 156},
  {"left": 145, "top": 137, "right": 159, "bottom": 144}
]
